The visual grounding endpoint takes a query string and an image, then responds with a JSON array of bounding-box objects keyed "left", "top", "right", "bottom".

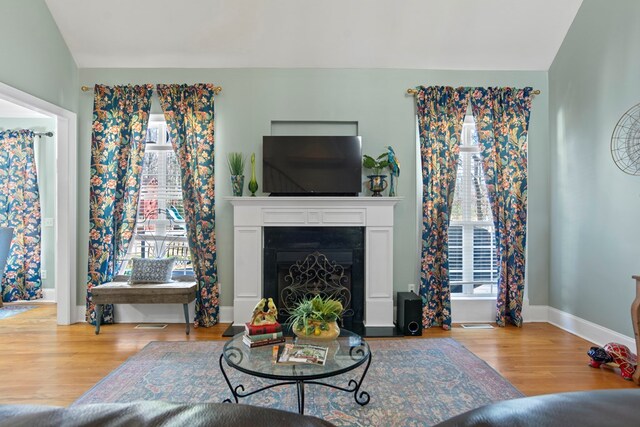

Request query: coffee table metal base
[{"left": 218, "top": 352, "right": 372, "bottom": 415}]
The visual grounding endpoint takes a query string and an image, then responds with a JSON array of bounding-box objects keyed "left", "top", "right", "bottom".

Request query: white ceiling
[
  {"left": 0, "top": 99, "right": 49, "bottom": 118},
  {"left": 45, "top": 0, "right": 582, "bottom": 70}
]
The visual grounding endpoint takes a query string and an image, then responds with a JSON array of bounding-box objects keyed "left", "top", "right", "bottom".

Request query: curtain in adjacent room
[
  {"left": 86, "top": 84, "right": 153, "bottom": 325},
  {"left": 470, "top": 87, "right": 533, "bottom": 327},
  {"left": 0, "top": 130, "right": 42, "bottom": 302},
  {"left": 417, "top": 86, "right": 470, "bottom": 330},
  {"left": 157, "top": 83, "right": 219, "bottom": 327}
]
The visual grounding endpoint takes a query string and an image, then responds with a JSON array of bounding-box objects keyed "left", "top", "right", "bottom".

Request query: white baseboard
[
  {"left": 75, "top": 305, "right": 86, "bottom": 323},
  {"left": 219, "top": 306, "right": 233, "bottom": 323},
  {"left": 73, "top": 305, "right": 234, "bottom": 324},
  {"left": 547, "top": 307, "right": 635, "bottom": 349},
  {"left": 451, "top": 297, "right": 495, "bottom": 323},
  {"left": 450, "top": 298, "right": 549, "bottom": 324},
  {"left": 522, "top": 301, "right": 549, "bottom": 322},
  {"left": 42, "top": 288, "right": 56, "bottom": 302},
  {"left": 69, "top": 299, "right": 634, "bottom": 349}
]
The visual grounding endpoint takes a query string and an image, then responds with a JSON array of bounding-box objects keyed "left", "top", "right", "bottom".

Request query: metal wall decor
[
  {"left": 280, "top": 251, "right": 353, "bottom": 320},
  {"left": 611, "top": 102, "right": 640, "bottom": 175}
]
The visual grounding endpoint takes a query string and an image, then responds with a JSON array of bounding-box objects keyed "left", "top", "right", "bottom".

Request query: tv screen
[{"left": 263, "top": 136, "right": 362, "bottom": 196}]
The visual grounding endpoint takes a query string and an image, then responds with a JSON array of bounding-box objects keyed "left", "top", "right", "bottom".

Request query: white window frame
[
  {"left": 449, "top": 116, "right": 497, "bottom": 297},
  {"left": 118, "top": 115, "right": 191, "bottom": 275}
]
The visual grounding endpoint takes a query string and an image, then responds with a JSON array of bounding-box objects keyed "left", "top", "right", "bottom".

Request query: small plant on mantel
[
  {"left": 362, "top": 152, "right": 390, "bottom": 196},
  {"left": 227, "top": 152, "right": 246, "bottom": 196},
  {"left": 227, "top": 152, "right": 246, "bottom": 176},
  {"left": 362, "top": 152, "right": 389, "bottom": 176},
  {"left": 288, "top": 295, "right": 343, "bottom": 340}
]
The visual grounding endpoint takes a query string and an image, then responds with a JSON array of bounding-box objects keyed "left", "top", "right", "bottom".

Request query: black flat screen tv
[{"left": 263, "top": 136, "right": 362, "bottom": 196}]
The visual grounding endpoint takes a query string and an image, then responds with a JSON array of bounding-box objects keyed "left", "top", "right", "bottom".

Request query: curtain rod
[
  {"left": 34, "top": 131, "right": 54, "bottom": 137},
  {"left": 406, "top": 88, "right": 541, "bottom": 96},
  {"left": 81, "top": 85, "right": 223, "bottom": 94}
]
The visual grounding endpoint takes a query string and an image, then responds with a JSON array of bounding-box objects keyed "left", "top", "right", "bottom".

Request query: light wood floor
[{"left": 0, "top": 304, "right": 636, "bottom": 406}]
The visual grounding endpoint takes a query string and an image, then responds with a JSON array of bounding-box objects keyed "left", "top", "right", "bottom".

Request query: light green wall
[
  {"left": 0, "top": 118, "right": 56, "bottom": 290},
  {"left": 77, "top": 68, "right": 549, "bottom": 309},
  {"left": 0, "top": 0, "right": 78, "bottom": 112},
  {"left": 549, "top": 0, "right": 640, "bottom": 336}
]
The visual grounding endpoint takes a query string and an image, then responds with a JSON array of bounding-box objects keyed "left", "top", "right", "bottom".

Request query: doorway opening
[{"left": 0, "top": 82, "right": 77, "bottom": 325}]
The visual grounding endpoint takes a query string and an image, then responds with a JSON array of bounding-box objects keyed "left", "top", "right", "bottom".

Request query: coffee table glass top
[{"left": 222, "top": 330, "right": 370, "bottom": 380}]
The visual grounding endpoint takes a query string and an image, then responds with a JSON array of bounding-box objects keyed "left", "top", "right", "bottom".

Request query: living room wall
[
  {"left": 0, "top": 0, "right": 78, "bottom": 112},
  {"left": 77, "top": 68, "right": 550, "bottom": 315},
  {"left": 549, "top": 0, "right": 640, "bottom": 336}
]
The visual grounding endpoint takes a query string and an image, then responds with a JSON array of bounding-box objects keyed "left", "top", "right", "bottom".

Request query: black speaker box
[{"left": 396, "top": 291, "right": 422, "bottom": 336}]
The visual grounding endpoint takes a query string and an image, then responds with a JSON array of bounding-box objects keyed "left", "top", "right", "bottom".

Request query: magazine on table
[{"left": 276, "top": 343, "right": 329, "bottom": 366}]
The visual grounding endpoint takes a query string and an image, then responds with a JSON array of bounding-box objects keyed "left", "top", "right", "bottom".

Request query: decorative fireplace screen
[{"left": 279, "top": 251, "right": 354, "bottom": 321}]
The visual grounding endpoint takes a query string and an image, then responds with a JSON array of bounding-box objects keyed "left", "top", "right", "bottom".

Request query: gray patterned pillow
[{"left": 129, "top": 257, "right": 176, "bottom": 284}]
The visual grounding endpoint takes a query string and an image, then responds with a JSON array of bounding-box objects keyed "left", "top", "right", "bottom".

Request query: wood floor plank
[{"left": 0, "top": 304, "right": 636, "bottom": 406}]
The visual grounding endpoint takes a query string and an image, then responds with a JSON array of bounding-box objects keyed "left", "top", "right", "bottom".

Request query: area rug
[
  {"left": 74, "top": 338, "right": 522, "bottom": 426},
  {"left": 0, "top": 304, "right": 37, "bottom": 319}
]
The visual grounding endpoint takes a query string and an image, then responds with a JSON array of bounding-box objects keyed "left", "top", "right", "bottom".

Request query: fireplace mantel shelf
[
  {"left": 228, "top": 196, "right": 402, "bottom": 328},
  {"left": 225, "top": 196, "right": 402, "bottom": 206}
]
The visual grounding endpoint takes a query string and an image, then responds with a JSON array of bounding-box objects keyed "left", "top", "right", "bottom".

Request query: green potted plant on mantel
[
  {"left": 362, "top": 152, "right": 389, "bottom": 197},
  {"left": 288, "top": 295, "right": 343, "bottom": 340},
  {"left": 227, "top": 152, "right": 246, "bottom": 196}
]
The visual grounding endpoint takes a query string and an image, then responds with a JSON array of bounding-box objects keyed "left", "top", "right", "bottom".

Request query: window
[
  {"left": 118, "top": 116, "right": 192, "bottom": 276},
  {"left": 449, "top": 115, "right": 498, "bottom": 296}
]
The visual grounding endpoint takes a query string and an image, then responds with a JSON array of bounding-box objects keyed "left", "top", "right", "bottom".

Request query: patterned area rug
[
  {"left": 75, "top": 338, "right": 522, "bottom": 426},
  {"left": 0, "top": 304, "right": 37, "bottom": 319}
]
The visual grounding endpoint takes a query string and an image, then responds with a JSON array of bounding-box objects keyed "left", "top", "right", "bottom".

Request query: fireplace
[
  {"left": 227, "top": 196, "right": 400, "bottom": 329},
  {"left": 263, "top": 227, "right": 364, "bottom": 329}
]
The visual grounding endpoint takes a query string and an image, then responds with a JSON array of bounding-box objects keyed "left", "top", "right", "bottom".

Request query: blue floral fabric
[
  {"left": 86, "top": 85, "right": 153, "bottom": 325},
  {"left": 417, "top": 86, "right": 470, "bottom": 330},
  {"left": 0, "top": 130, "right": 42, "bottom": 302},
  {"left": 157, "top": 84, "right": 219, "bottom": 327},
  {"left": 470, "top": 87, "right": 533, "bottom": 327}
]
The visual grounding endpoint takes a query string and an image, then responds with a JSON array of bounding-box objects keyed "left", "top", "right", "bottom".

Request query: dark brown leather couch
[
  {"left": 0, "top": 402, "right": 335, "bottom": 427},
  {"left": 433, "top": 389, "right": 640, "bottom": 427},
  {"left": 3, "top": 389, "right": 640, "bottom": 426}
]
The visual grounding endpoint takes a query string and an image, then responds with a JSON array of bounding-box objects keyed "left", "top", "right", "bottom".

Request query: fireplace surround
[{"left": 227, "top": 196, "right": 401, "bottom": 328}]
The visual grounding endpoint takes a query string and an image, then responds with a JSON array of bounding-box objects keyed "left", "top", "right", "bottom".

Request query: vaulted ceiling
[{"left": 44, "top": 0, "right": 582, "bottom": 70}]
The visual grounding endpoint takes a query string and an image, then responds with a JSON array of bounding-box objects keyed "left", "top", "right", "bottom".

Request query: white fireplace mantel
[{"left": 227, "top": 196, "right": 402, "bottom": 327}]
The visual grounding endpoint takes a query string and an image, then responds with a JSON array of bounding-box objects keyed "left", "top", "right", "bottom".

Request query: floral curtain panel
[
  {"left": 86, "top": 84, "right": 153, "bottom": 325},
  {"left": 157, "top": 83, "right": 219, "bottom": 327},
  {"left": 417, "top": 86, "right": 470, "bottom": 330},
  {"left": 0, "top": 130, "right": 42, "bottom": 302},
  {"left": 470, "top": 87, "right": 533, "bottom": 327}
]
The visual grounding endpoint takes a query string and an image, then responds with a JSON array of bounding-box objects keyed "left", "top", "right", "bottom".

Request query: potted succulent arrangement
[
  {"left": 227, "top": 152, "right": 246, "bottom": 196},
  {"left": 288, "top": 295, "right": 343, "bottom": 340},
  {"left": 362, "top": 152, "right": 390, "bottom": 197}
]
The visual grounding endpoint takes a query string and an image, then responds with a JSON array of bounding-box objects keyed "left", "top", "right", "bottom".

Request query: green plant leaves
[
  {"left": 287, "top": 295, "right": 344, "bottom": 329},
  {"left": 363, "top": 152, "right": 390, "bottom": 174}
]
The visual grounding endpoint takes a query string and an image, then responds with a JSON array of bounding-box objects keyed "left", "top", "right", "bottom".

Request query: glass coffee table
[{"left": 219, "top": 330, "right": 372, "bottom": 414}]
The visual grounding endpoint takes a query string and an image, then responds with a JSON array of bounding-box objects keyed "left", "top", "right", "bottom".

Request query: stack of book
[{"left": 243, "top": 321, "right": 285, "bottom": 348}]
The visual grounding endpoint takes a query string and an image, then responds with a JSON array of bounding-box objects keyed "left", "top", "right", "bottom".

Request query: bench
[{"left": 92, "top": 276, "right": 197, "bottom": 335}]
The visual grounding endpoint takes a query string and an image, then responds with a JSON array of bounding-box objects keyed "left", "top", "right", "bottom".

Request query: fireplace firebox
[{"left": 263, "top": 227, "right": 364, "bottom": 330}]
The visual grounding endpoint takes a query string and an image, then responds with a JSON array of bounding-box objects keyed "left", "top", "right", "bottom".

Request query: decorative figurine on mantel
[
  {"left": 587, "top": 342, "right": 637, "bottom": 381},
  {"left": 387, "top": 146, "right": 400, "bottom": 197},
  {"left": 250, "top": 297, "right": 278, "bottom": 326}
]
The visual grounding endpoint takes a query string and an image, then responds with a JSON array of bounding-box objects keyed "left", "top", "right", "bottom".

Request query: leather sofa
[
  {"left": 433, "top": 389, "right": 640, "bottom": 426},
  {"left": 3, "top": 389, "right": 640, "bottom": 426},
  {"left": 0, "top": 402, "right": 335, "bottom": 427}
]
